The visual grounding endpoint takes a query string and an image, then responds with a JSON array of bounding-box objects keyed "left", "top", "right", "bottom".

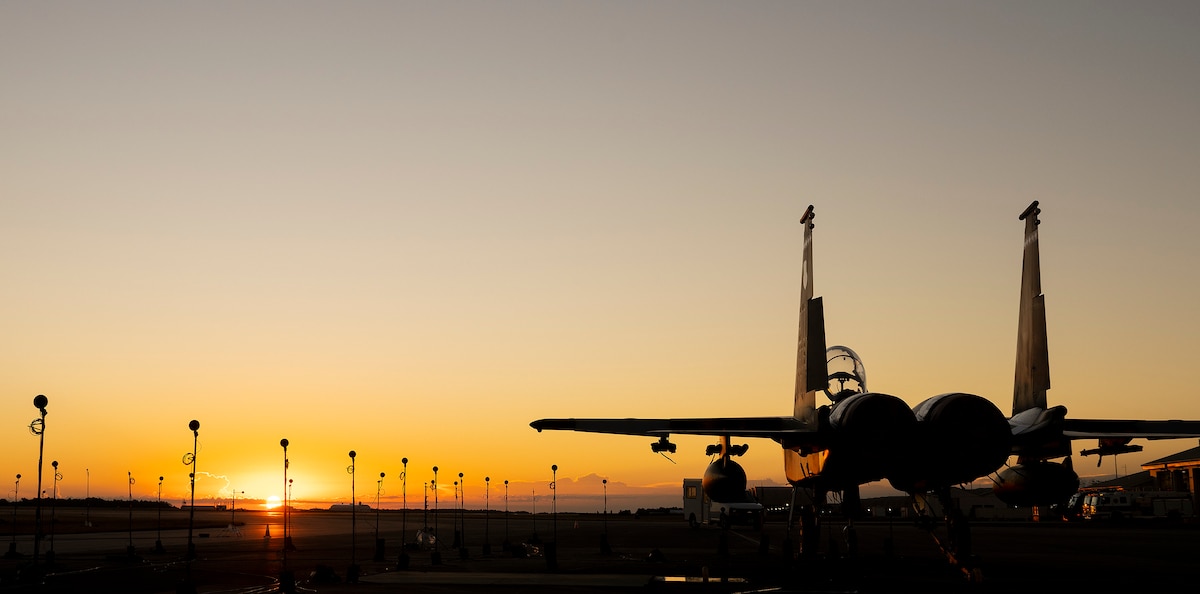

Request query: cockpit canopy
[{"left": 825, "top": 345, "right": 867, "bottom": 403}]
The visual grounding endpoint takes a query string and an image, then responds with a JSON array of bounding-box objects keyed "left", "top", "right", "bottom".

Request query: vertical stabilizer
[
  {"left": 787, "top": 205, "right": 828, "bottom": 484},
  {"left": 1013, "top": 201, "right": 1051, "bottom": 415}
]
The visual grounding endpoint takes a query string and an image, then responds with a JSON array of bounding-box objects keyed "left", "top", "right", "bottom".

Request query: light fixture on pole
[
  {"left": 280, "top": 438, "right": 289, "bottom": 561},
  {"left": 458, "top": 471, "right": 465, "bottom": 555},
  {"left": 551, "top": 465, "right": 558, "bottom": 542},
  {"left": 431, "top": 466, "right": 439, "bottom": 549},
  {"left": 400, "top": 458, "right": 408, "bottom": 545},
  {"left": 48, "top": 461, "right": 60, "bottom": 563},
  {"left": 31, "top": 395, "right": 48, "bottom": 570},
  {"left": 155, "top": 476, "right": 165, "bottom": 553},
  {"left": 431, "top": 466, "right": 441, "bottom": 565},
  {"left": 127, "top": 472, "right": 136, "bottom": 556},
  {"left": 484, "top": 476, "right": 491, "bottom": 555},
  {"left": 600, "top": 478, "right": 611, "bottom": 555},
  {"left": 8, "top": 474, "right": 21, "bottom": 558},
  {"left": 399, "top": 457, "right": 410, "bottom": 570},
  {"left": 373, "top": 472, "right": 385, "bottom": 562},
  {"left": 185, "top": 419, "right": 200, "bottom": 561},
  {"left": 347, "top": 450, "right": 358, "bottom": 583}
]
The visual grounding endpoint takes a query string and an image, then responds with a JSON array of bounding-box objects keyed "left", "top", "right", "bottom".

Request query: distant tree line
[{"left": 0, "top": 497, "right": 173, "bottom": 509}]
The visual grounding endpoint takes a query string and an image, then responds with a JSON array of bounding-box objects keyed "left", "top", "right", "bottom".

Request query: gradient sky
[{"left": 3, "top": 1, "right": 1199, "bottom": 512}]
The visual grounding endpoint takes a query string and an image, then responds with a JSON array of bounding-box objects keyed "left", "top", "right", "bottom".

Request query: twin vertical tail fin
[
  {"left": 786, "top": 205, "right": 829, "bottom": 484},
  {"left": 1013, "top": 201, "right": 1051, "bottom": 415}
]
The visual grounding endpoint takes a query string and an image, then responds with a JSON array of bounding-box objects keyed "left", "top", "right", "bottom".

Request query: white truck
[
  {"left": 682, "top": 479, "right": 711, "bottom": 528},
  {"left": 1082, "top": 490, "right": 1195, "bottom": 520}
]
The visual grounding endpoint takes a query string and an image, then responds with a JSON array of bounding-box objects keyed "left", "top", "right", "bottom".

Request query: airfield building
[{"left": 1141, "top": 441, "right": 1200, "bottom": 513}]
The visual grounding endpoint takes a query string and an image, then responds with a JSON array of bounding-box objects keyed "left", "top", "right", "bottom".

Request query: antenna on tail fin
[
  {"left": 787, "top": 205, "right": 828, "bottom": 484},
  {"left": 1013, "top": 201, "right": 1051, "bottom": 415}
]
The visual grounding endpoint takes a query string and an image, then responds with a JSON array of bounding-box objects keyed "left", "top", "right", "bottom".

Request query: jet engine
[
  {"left": 702, "top": 458, "right": 748, "bottom": 503},
  {"left": 825, "top": 391, "right": 918, "bottom": 484},
  {"left": 993, "top": 458, "right": 1079, "bottom": 507},
  {"left": 890, "top": 392, "right": 1011, "bottom": 492}
]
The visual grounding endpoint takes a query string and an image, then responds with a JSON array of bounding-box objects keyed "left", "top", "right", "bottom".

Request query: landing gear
[
  {"left": 840, "top": 485, "right": 860, "bottom": 557},
  {"left": 914, "top": 489, "right": 983, "bottom": 582}
]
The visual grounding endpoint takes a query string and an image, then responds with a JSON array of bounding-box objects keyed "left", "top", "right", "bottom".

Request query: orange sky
[{"left": 3, "top": 2, "right": 1199, "bottom": 512}]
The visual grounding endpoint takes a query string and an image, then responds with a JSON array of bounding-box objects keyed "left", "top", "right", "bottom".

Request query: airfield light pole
[
  {"left": 503, "top": 480, "right": 509, "bottom": 545},
  {"left": 374, "top": 472, "right": 385, "bottom": 562},
  {"left": 484, "top": 477, "right": 490, "bottom": 553},
  {"left": 348, "top": 450, "right": 358, "bottom": 582},
  {"left": 156, "top": 476, "right": 165, "bottom": 552},
  {"left": 127, "top": 472, "right": 135, "bottom": 554},
  {"left": 186, "top": 419, "right": 200, "bottom": 561},
  {"left": 85, "top": 468, "right": 90, "bottom": 528},
  {"left": 8, "top": 474, "right": 20, "bottom": 556},
  {"left": 551, "top": 465, "right": 558, "bottom": 543},
  {"left": 600, "top": 478, "right": 611, "bottom": 555},
  {"left": 400, "top": 458, "right": 408, "bottom": 544},
  {"left": 458, "top": 472, "right": 465, "bottom": 550},
  {"left": 280, "top": 438, "right": 289, "bottom": 564},
  {"left": 453, "top": 481, "right": 459, "bottom": 546},
  {"left": 603, "top": 479, "right": 608, "bottom": 532},
  {"left": 31, "top": 395, "right": 48, "bottom": 570},
  {"left": 288, "top": 478, "right": 294, "bottom": 537},
  {"left": 375, "top": 472, "right": 384, "bottom": 539},
  {"left": 49, "top": 461, "right": 60, "bottom": 560},
  {"left": 432, "top": 466, "right": 439, "bottom": 550},
  {"left": 232, "top": 489, "right": 243, "bottom": 529}
]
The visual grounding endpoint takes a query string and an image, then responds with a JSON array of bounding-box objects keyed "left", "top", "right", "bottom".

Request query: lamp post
[
  {"left": 85, "top": 468, "right": 90, "bottom": 528},
  {"left": 458, "top": 471, "right": 465, "bottom": 553},
  {"left": 484, "top": 477, "right": 491, "bottom": 555},
  {"left": 280, "top": 438, "right": 289, "bottom": 563},
  {"left": 186, "top": 419, "right": 200, "bottom": 561},
  {"left": 600, "top": 478, "right": 611, "bottom": 555},
  {"left": 399, "top": 458, "right": 410, "bottom": 570},
  {"left": 347, "top": 450, "right": 358, "bottom": 582},
  {"left": 373, "top": 472, "right": 385, "bottom": 562},
  {"left": 8, "top": 474, "right": 20, "bottom": 557},
  {"left": 431, "top": 466, "right": 439, "bottom": 549},
  {"left": 503, "top": 480, "right": 509, "bottom": 547},
  {"left": 603, "top": 479, "right": 608, "bottom": 529},
  {"left": 287, "top": 479, "right": 294, "bottom": 540},
  {"left": 48, "top": 461, "right": 60, "bottom": 563},
  {"left": 400, "top": 458, "right": 408, "bottom": 545},
  {"left": 551, "top": 465, "right": 558, "bottom": 542},
  {"left": 231, "top": 489, "right": 243, "bottom": 532},
  {"left": 127, "top": 472, "right": 135, "bottom": 556},
  {"left": 431, "top": 466, "right": 441, "bottom": 565},
  {"left": 156, "top": 476, "right": 165, "bottom": 552},
  {"left": 548, "top": 464, "right": 559, "bottom": 571},
  {"left": 31, "top": 395, "right": 48, "bottom": 569}
]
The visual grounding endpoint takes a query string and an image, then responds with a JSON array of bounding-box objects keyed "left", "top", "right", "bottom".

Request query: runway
[{"left": 2, "top": 507, "right": 1197, "bottom": 592}]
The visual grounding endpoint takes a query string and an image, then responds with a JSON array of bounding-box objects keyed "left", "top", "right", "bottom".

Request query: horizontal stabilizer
[{"left": 1062, "top": 418, "right": 1200, "bottom": 440}]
